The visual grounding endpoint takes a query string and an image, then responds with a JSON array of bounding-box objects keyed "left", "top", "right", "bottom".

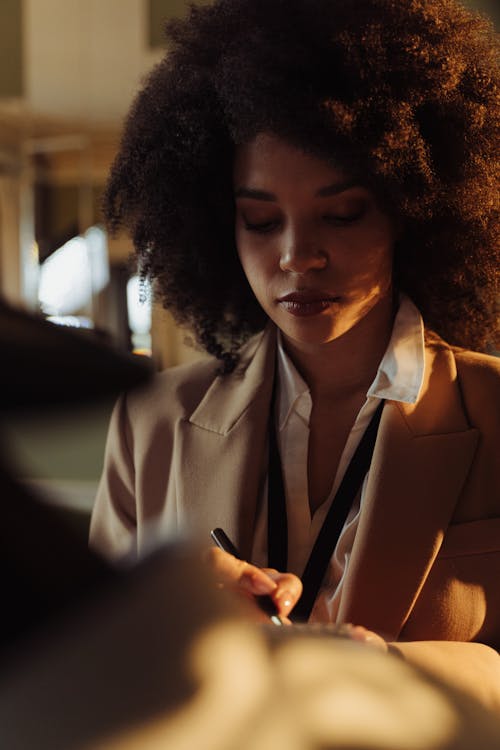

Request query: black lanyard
[{"left": 267, "top": 385, "right": 384, "bottom": 622}]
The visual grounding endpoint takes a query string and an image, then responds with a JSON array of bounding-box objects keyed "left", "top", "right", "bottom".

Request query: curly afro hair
[{"left": 105, "top": 0, "right": 499, "bottom": 371}]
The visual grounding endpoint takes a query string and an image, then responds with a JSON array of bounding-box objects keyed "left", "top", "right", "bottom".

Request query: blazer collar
[
  {"left": 338, "top": 335, "right": 479, "bottom": 638},
  {"left": 174, "top": 325, "right": 276, "bottom": 559},
  {"left": 189, "top": 324, "right": 276, "bottom": 435}
]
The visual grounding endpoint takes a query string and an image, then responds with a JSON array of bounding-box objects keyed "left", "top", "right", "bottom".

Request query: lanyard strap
[
  {"left": 267, "top": 391, "right": 385, "bottom": 622},
  {"left": 267, "top": 379, "right": 288, "bottom": 572}
]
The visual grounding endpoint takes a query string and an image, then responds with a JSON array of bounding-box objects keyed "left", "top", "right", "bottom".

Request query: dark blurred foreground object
[
  {"left": 1, "top": 543, "right": 500, "bottom": 750},
  {"left": 0, "top": 458, "right": 114, "bottom": 648},
  {"left": 0, "top": 299, "right": 153, "bottom": 409},
  {"left": 0, "top": 297, "right": 152, "bottom": 647}
]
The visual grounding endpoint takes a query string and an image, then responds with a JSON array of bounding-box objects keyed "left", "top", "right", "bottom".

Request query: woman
[{"left": 90, "top": 0, "right": 500, "bottom": 707}]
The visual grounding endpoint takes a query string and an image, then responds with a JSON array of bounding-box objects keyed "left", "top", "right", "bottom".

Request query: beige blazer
[{"left": 90, "top": 326, "right": 500, "bottom": 647}]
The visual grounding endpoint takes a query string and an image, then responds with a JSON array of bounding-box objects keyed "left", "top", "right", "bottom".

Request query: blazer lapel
[
  {"left": 173, "top": 325, "right": 276, "bottom": 558},
  {"left": 338, "top": 339, "right": 479, "bottom": 639}
]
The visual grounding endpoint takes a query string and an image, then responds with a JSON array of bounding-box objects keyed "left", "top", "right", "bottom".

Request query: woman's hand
[
  {"left": 207, "top": 549, "right": 390, "bottom": 640},
  {"left": 207, "top": 547, "right": 302, "bottom": 623}
]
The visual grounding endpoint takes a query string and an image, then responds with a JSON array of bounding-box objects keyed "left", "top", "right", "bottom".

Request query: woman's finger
[
  {"left": 206, "top": 548, "right": 303, "bottom": 620},
  {"left": 207, "top": 546, "right": 277, "bottom": 594},
  {"left": 262, "top": 568, "right": 303, "bottom": 617}
]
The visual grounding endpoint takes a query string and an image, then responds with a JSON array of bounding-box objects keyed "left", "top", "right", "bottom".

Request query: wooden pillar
[
  {"left": 0, "top": 146, "right": 38, "bottom": 311},
  {"left": 0, "top": 168, "right": 23, "bottom": 307}
]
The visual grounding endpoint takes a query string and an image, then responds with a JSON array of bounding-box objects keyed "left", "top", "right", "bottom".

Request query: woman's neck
[{"left": 281, "top": 294, "right": 396, "bottom": 402}]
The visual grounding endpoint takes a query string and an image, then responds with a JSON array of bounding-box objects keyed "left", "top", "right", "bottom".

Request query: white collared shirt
[{"left": 250, "top": 295, "right": 425, "bottom": 622}]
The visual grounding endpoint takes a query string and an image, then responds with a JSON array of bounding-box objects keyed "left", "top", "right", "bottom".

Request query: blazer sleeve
[{"left": 89, "top": 393, "right": 138, "bottom": 561}]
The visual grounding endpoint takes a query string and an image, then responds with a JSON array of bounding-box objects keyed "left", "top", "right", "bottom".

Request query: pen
[{"left": 210, "top": 527, "right": 284, "bottom": 626}]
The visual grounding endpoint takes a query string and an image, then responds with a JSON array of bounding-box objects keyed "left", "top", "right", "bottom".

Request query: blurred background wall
[
  {"left": 0, "top": 0, "right": 497, "bottom": 528},
  {"left": 0, "top": 0, "right": 214, "bottom": 527}
]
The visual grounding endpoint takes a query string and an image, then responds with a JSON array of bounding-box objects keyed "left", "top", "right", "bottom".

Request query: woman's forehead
[{"left": 233, "top": 132, "right": 362, "bottom": 193}]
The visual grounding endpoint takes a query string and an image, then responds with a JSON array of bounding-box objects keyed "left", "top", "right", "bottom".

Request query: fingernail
[{"left": 275, "top": 590, "right": 293, "bottom": 611}]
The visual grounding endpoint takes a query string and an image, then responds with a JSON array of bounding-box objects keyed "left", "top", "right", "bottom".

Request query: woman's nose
[{"left": 279, "top": 234, "right": 328, "bottom": 274}]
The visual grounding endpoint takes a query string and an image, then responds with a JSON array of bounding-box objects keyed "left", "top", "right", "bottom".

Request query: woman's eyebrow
[
  {"left": 234, "top": 180, "right": 361, "bottom": 201},
  {"left": 234, "top": 187, "right": 276, "bottom": 201}
]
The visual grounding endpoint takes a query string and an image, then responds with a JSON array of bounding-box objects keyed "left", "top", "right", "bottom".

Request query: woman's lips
[{"left": 277, "top": 291, "right": 340, "bottom": 317}]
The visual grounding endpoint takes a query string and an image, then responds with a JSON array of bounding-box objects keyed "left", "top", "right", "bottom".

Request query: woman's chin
[{"left": 276, "top": 317, "right": 356, "bottom": 349}]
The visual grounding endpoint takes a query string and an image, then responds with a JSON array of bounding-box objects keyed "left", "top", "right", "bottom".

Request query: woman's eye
[
  {"left": 323, "top": 210, "right": 364, "bottom": 225},
  {"left": 243, "top": 219, "right": 279, "bottom": 233}
]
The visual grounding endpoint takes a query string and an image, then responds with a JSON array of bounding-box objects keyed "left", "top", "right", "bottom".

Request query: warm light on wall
[
  {"left": 38, "top": 236, "right": 92, "bottom": 316},
  {"left": 37, "top": 226, "right": 110, "bottom": 320}
]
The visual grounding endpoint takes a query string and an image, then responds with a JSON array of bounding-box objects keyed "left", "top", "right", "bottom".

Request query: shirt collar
[
  {"left": 276, "top": 334, "right": 311, "bottom": 429},
  {"left": 366, "top": 294, "right": 425, "bottom": 404},
  {"left": 276, "top": 294, "right": 425, "bottom": 429}
]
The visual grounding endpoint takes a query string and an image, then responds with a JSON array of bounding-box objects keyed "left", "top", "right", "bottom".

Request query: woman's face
[{"left": 233, "top": 133, "right": 396, "bottom": 349}]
